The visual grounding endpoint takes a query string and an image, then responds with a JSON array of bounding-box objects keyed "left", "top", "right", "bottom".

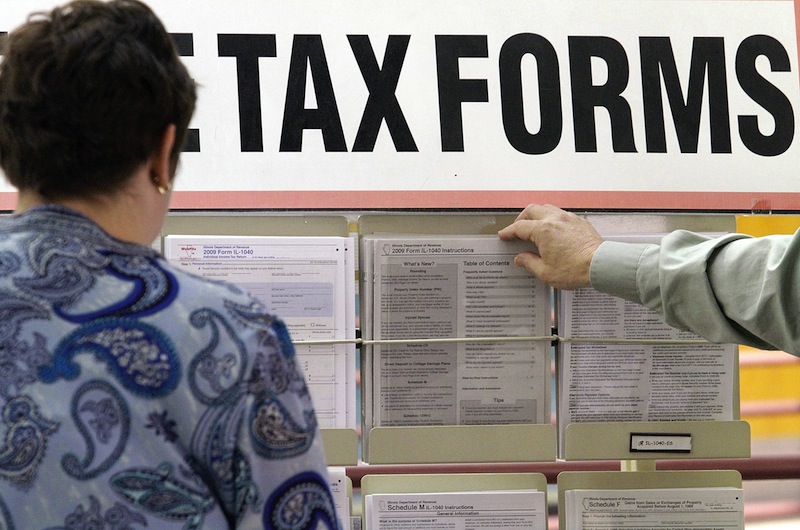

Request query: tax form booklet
[
  {"left": 365, "top": 490, "right": 547, "bottom": 530},
  {"left": 164, "top": 235, "right": 357, "bottom": 430},
  {"left": 360, "top": 235, "right": 552, "bottom": 457},
  {"left": 564, "top": 487, "right": 744, "bottom": 529}
]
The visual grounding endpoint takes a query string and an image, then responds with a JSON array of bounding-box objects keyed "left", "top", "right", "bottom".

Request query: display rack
[
  {"left": 159, "top": 209, "right": 766, "bottom": 529},
  {"left": 359, "top": 211, "right": 750, "bottom": 529}
]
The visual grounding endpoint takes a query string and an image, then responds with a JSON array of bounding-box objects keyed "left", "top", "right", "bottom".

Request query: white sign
[{"left": 1, "top": 0, "right": 798, "bottom": 209}]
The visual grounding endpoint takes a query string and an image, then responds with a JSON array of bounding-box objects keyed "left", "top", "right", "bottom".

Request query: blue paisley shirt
[{"left": 0, "top": 205, "right": 340, "bottom": 530}]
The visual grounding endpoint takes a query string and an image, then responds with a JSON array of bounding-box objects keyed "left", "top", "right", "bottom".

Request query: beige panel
[
  {"left": 367, "top": 424, "right": 557, "bottom": 464},
  {"left": 162, "top": 212, "right": 349, "bottom": 238},
  {"left": 321, "top": 428, "right": 360, "bottom": 467},
  {"left": 563, "top": 420, "right": 751, "bottom": 461}
]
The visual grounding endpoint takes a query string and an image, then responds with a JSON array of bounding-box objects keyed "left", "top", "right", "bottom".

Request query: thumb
[{"left": 513, "top": 251, "right": 544, "bottom": 278}]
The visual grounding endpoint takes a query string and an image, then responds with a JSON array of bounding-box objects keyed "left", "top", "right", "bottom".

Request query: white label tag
[{"left": 630, "top": 433, "right": 692, "bottom": 453}]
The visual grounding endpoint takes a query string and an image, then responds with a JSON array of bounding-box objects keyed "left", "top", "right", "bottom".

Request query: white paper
[
  {"left": 365, "top": 490, "right": 547, "bottom": 530},
  {"left": 328, "top": 467, "right": 351, "bottom": 526},
  {"left": 342, "top": 237, "right": 358, "bottom": 429},
  {"left": 361, "top": 235, "right": 552, "bottom": 453},
  {"left": 564, "top": 487, "right": 744, "bottom": 529},
  {"left": 164, "top": 235, "right": 356, "bottom": 429},
  {"left": 556, "top": 234, "right": 737, "bottom": 455}
]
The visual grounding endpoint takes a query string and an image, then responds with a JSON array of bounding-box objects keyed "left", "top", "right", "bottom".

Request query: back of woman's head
[{"left": 0, "top": 0, "right": 197, "bottom": 198}]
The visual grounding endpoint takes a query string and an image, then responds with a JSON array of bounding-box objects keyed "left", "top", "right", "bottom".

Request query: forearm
[{"left": 591, "top": 230, "right": 800, "bottom": 356}]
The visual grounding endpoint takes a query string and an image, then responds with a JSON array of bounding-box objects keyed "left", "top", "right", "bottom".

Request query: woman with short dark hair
[{"left": 0, "top": 2, "right": 340, "bottom": 528}]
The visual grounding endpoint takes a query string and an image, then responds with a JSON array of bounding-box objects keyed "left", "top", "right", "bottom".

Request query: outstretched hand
[{"left": 498, "top": 204, "right": 603, "bottom": 290}]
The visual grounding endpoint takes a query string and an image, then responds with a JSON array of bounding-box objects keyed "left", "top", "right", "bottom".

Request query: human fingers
[
  {"left": 512, "top": 250, "right": 543, "bottom": 276},
  {"left": 498, "top": 218, "right": 536, "bottom": 242},
  {"left": 501, "top": 205, "right": 601, "bottom": 289},
  {"left": 514, "top": 250, "right": 576, "bottom": 288},
  {"left": 499, "top": 204, "right": 566, "bottom": 241},
  {"left": 512, "top": 203, "right": 562, "bottom": 222}
]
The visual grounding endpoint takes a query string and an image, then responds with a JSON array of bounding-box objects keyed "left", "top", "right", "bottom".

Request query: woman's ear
[{"left": 150, "top": 124, "right": 176, "bottom": 192}]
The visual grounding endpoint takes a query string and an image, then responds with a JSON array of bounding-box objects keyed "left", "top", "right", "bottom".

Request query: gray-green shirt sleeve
[{"left": 590, "top": 230, "right": 800, "bottom": 356}]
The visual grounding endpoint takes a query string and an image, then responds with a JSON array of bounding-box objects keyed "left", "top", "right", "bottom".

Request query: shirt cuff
[{"left": 589, "top": 240, "right": 654, "bottom": 303}]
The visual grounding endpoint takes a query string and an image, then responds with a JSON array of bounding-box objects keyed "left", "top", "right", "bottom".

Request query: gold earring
[{"left": 153, "top": 177, "right": 171, "bottom": 195}]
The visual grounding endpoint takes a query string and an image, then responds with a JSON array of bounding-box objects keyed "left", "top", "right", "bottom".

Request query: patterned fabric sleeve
[
  {"left": 179, "top": 295, "right": 341, "bottom": 529},
  {"left": 0, "top": 206, "right": 343, "bottom": 529}
]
